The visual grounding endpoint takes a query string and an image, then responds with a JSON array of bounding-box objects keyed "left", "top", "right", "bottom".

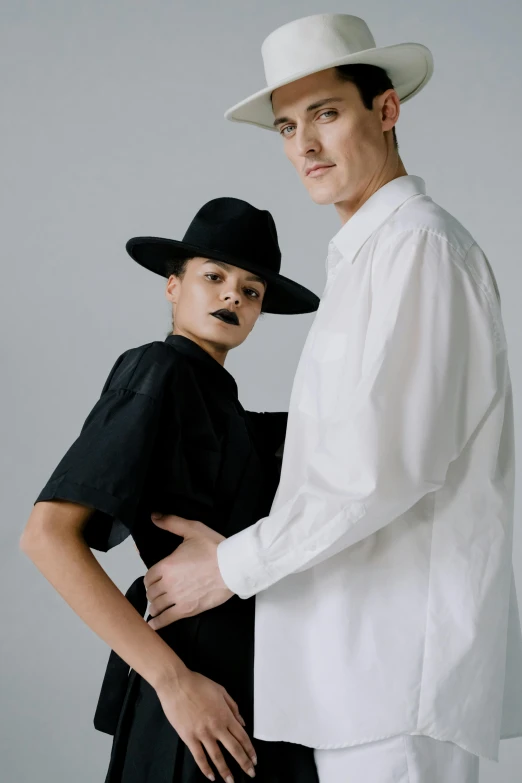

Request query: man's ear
[
  {"left": 165, "top": 274, "right": 179, "bottom": 304},
  {"left": 379, "top": 88, "right": 400, "bottom": 134}
]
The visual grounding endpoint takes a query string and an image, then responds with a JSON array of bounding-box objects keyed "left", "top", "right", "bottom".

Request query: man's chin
[
  {"left": 308, "top": 191, "right": 337, "bottom": 206},
  {"left": 304, "top": 182, "right": 338, "bottom": 206}
]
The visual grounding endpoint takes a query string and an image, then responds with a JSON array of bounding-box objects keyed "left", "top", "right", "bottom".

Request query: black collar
[{"left": 165, "top": 334, "right": 238, "bottom": 398}]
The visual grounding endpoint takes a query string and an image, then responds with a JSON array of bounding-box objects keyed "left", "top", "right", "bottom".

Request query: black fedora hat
[{"left": 126, "top": 197, "right": 319, "bottom": 315}]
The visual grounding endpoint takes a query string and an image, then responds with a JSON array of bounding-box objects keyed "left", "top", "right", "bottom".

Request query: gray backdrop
[{"left": 2, "top": 1, "right": 521, "bottom": 781}]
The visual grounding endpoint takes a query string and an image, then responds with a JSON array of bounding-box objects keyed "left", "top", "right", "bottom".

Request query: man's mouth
[
  {"left": 211, "top": 309, "right": 240, "bottom": 326},
  {"left": 306, "top": 164, "right": 335, "bottom": 178}
]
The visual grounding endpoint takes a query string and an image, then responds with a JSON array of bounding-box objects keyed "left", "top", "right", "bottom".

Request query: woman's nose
[{"left": 222, "top": 288, "right": 241, "bottom": 305}]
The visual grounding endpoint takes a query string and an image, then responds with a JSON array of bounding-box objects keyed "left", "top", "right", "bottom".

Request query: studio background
[{"left": 2, "top": 1, "right": 521, "bottom": 781}]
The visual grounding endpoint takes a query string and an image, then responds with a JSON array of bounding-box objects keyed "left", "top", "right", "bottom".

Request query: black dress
[{"left": 36, "top": 335, "right": 319, "bottom": 783}]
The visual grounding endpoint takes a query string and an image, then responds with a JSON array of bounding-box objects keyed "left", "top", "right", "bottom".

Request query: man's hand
[
  {"left": 144, "top": 514, "right": 234, "bottom": 630},
  {"left": 156, "top": 667, "right": 257, "bottom": 782}
]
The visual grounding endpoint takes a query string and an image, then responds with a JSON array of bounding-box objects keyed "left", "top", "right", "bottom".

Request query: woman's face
[{"left": 166, "top": 257, "right": 266, "bottom": 357}]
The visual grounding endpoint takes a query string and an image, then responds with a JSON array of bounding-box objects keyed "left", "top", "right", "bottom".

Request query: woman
[{"left": 20, "top": 198, "right": 320, "bottom": 783}]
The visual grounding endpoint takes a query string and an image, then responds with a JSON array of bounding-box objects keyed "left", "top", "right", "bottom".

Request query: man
[{"left": 144, "top": 14, "right": 522, "bottom": 782}]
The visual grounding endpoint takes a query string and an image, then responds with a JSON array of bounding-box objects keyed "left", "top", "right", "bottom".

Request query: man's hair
[{"left": 335, "top": 64, "right": 398, "bottom": 149}]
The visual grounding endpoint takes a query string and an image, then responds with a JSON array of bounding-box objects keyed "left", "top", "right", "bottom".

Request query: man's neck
[{"left": 335, "top": 157, "right": 408, "bottom": 225}]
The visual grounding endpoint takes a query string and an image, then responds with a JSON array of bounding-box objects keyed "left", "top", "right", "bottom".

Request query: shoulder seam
[
  {"left": 107, "top": 341, "right": 179, "bottom": 399},
  {"left": 462, "top": 244, "right": 504, "bottom": 351},
  {"left": 124, "top": 343, "right": 161, "bottom": 390},
  {"left": 103, "top": 386, "right": 158, "bottom": 403},
  {"left": 379, "top": 225, "right": 472, "bottom": 261}
]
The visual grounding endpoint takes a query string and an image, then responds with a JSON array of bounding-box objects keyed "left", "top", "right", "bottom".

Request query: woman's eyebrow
[
  {"left": 273, "top": 97, "right": 343, "bottom": 128},
  {"left": 245, "top": 274, "right": 266, "bottom": 287},
  {"left": 205, "top": 259, "right": 230, "bottom": 269}
]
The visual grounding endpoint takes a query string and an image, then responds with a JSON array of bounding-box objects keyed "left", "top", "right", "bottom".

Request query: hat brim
[
  {"left": 126, "top": 237, "right": 320, "bottom": 315},
  {"left": 225, "top": 42, "right": 434, "bottom": 130}
]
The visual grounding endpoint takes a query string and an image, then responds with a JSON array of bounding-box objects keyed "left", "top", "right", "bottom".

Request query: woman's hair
[
  {"left": 334, "top": 64, "right": 398, "bottom": 149},
  {"left": 167, "top": 256, "right": 192, "bottom": 332},
  {"left": 165, "top": 256, "right": 191, "bottom": 279}
]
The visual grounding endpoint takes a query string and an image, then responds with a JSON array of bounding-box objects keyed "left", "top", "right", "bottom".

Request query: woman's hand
[
  {"left": 20, "top": 502, "right": 254, "bottom": 782},
  {"left": 156, "top": 667, "right": 257, "bottom": 782}
]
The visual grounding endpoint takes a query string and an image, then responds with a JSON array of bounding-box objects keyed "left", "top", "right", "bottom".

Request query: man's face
[
  {"left": 166, "top": 257, "right": 265, "bottom": 353},
  {"left": 272, "top": 68, "right": 398, "bottom": 208}
]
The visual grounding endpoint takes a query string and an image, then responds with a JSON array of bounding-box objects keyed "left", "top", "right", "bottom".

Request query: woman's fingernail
[
  {"left": 248, "top": 768, "right": 256, "bottom": 778},
  {"left": 226, "top": 776, "right": 234, "bottom": 783},
  {"left": 207, "top": 775, "right": 215, "bottom": 782},
  {"left": 251, "top": 755, "right": 258, "bottom": 766}
]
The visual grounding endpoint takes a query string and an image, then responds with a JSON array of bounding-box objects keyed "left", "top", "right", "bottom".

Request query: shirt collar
[
  {"left": 165, "top": 334, "right": 238, "bottom": 398},
  {"left": 327, "top": 175, "right": 427, "bottom": 272}
]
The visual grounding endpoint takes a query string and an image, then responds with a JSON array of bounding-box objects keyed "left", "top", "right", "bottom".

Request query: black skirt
[
  {"left": 98, "top": 581, "right": 319, "bottom": 783},
  {"left": 104, "top": 675, "right": 319, "bottom": 783}
]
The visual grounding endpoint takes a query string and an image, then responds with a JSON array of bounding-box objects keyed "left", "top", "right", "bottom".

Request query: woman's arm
[{"left": 20, "top": 500, "right": 257, "bottom": 783}]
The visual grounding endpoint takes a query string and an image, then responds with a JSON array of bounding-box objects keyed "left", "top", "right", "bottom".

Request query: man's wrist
[{"left": 217, "top": 525, "right": 272, "bottom": 599}]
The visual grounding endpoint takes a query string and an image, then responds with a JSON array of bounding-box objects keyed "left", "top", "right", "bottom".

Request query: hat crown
[
  {"left": 262, "top": 14, "right": 376, "bottom": 87},
  {"left": 183, "top": 197, "right": 281, "bottom": 274}
]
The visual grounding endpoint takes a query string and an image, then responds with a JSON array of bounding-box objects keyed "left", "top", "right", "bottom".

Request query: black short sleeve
[{"left": 35, "top": 343, "right": 174, "bottom": 552}]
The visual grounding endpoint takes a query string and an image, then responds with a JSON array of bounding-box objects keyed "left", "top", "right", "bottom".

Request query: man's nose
[{"left": 295, "top": 125, "right": 321, "bottom": 158}]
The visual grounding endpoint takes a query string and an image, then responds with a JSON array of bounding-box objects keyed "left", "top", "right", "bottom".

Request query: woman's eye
[
  {"left": 245, "top": 288, "right": 260, "bottom": 299},
  {"left": 205, "top": 273, "right": 221, "bottom": 281}
]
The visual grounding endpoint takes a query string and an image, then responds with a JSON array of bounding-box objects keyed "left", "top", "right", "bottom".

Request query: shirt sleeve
[
  {"left": 217, "top": 231, "right": 504, "bottom": 598},
  {"left": 35, "top": 344, "right": 169, "bottom": 552}
]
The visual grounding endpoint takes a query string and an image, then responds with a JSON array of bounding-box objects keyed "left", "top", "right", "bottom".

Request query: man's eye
[
  {"left": 319, "top": 110, "right": 337, "bottom": 119},
  {"left": 280, "top": 125, "right": 296, "bottom": 136}
]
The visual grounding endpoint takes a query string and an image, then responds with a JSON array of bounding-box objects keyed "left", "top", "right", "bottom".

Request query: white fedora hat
[{"left": 225, "top": 13, "right": 434, "bottom": 131}]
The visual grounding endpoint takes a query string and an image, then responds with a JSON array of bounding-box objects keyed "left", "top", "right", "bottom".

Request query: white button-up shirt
[{"left": 218, "top": 176, "right": 522, "bottom": 760}]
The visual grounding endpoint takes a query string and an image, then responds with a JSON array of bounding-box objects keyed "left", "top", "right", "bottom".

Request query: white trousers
[{"left": 314, "top": 735, "right": 480, "bottom": 783}]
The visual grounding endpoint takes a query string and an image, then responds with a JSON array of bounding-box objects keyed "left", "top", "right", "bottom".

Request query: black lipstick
[{"left": 211, "top": 309, "right": 240, "bottom": 326}]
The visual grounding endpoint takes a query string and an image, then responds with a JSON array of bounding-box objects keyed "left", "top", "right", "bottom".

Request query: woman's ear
[{"left": 165, "top": 274, "right": 179, "bottom": 304}]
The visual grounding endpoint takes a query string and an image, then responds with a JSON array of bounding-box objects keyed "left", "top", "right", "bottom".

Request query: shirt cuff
[{"left": 217, "top": 522, "right": 271, "bottom": 599}]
